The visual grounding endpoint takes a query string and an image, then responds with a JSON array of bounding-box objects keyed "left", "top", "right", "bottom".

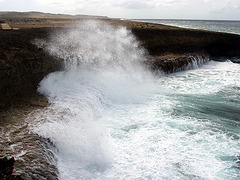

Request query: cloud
[
  {"left": 36, "top": 0, "right": 107, "bottom": 11},
  {"left": 110, "top": 0, "right": 240, "bottom": 10},
  {"left": 106, "top": 0, "right": 188, "bottom": 9},
  {"left": 35, "top": 0, "right": 187, "bottom": 10},
  {"left": 112, "top": 1, "right": 148, "bottom": 9},
  {"left": 36, "top": 0, "right": 74, "bottom": 4},
  {"left": 27, "top": 0, "right": 240, "bottom": 19},
  {"left": 33, "top": 0, "right": 190, "bottom": 18},
  {"left": 203, "top": 0, "right": 240, "bottom": 11}
]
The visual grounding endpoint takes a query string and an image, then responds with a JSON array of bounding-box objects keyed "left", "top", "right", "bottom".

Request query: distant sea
[{"left": 134, "top": 19, "right": 240, "bottom": 35}]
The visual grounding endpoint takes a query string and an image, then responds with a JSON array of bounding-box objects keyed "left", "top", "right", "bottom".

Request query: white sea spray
[{"left": 31, "top": 20, "right": 240, "bottom": 180}]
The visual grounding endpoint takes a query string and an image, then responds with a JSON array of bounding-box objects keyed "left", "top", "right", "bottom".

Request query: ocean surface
[
  {"left": 22, "top": 20, "right": 240, "bottom": 179},
  {"left": 134, "top": 19, "right": 240, "bottom": 35}
]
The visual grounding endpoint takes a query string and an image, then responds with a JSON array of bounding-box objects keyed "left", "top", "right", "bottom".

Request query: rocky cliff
[
  {"left": 0, "top": 28, "right": 61, "bottom": 108},
  {"left": 131, "top": 27, "right": 240, "bottom": 58},
  {"left": 0, "top": 17, "right": 240, "bottom": 108}
]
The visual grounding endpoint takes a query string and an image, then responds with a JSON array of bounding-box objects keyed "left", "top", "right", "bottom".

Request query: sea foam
[
  {"left": 33, "top": 20, "right": 156, "bottom": 179},
  {"left": 32, "top": 20, "right": 240, "bottom": 180}
]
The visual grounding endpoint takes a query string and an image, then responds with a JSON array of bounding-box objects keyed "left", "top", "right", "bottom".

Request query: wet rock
[
  {"left": 0, "top": 18, "right": 240, "bottom": 108},
  {"left": 146, "top": 54, "right": 210, "bottom": 73},
  {"left": 0, "top": 157, "right": 14, "bottom": 176},
  {"left": 0, "top": 157, "right": 23, "bottom": 180}
]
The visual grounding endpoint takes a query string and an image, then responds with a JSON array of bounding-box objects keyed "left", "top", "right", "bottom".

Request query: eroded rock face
[
  {"left": 132, "top": 28, "right": 240, "bottom": 58},
  {"left": 146, "top": 54, "right": 210, "bottom": 73},
  {"left": 0, "top": 157, "right": 14, "bottom": 178},
  {"left": 0, "top": 157, "right": 23, "bottom": 180},
  {"left": 1, "top": 20, "right": 240, "bottom": 108},
  {"left": 0, "top": 28, "right": 62, "bottom": 108},
  {"left": 0, "top": 97, "right": 59, "bottom": 180}
]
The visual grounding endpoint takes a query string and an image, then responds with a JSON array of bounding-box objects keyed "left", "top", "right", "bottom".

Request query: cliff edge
[{"left": 0, "top": 12, "right": 240, "bottom": 108}]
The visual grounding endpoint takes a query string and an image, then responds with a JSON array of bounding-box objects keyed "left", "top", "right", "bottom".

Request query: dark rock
[
  {"left": 0, "top": 157, "right": 23, "bottom": 180},
  {"left": 0, "top": 157, "right": 14, "bottom": 175},
  {"left": 132, "top": 28, "right": 240, "bottom": 58},
  {"left": 0, "top": 28, "right": 62, "bottom": 109},
  {"left": 146, "top": 54, "right": 210, "bottom": 73}
]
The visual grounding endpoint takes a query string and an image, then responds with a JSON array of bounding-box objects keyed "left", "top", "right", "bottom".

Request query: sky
[{"left": 0, "top": 0, "right": 240, "bottom": 20}]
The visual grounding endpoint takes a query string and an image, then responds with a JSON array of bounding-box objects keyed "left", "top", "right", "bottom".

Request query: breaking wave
[{"left": 31, "top": 20, "right": 240, "bottom": 179}]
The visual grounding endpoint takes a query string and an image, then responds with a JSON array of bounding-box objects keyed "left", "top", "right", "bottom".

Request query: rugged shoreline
[
  {"left": 1, "top": 18, "right": 240, "bottom": 108},
  {"left": 0, "top": 12, "right": 240, "bottom": 179}
]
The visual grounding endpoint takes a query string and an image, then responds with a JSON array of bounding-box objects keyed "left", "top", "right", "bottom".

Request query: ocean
[
  {"left": 134, "top": 19, "right": 240, "bottom": 35},
  {"left": 2, "top": 19, "right": 239, "bottom": 179}
]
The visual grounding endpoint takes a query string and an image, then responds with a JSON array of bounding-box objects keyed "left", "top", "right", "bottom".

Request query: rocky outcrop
[
  {"left": 146, "top": 54, "right": 210, "bottom": 73},
  {"left": 132, "top": 27, "right": 240, "bottom": 58},
  {"left": 0, "top": 157, "right": 23, "bottom": 180},
  {"left": 0, "top": 17, "right": 240, "bottom": 108},
  {"left": 0, "top": 28, "right": 62, "bottom": 108}
]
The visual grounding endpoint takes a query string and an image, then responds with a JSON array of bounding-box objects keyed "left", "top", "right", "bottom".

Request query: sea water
[
  {"left": 135, "top": 19, "right": 240, "bottom": 35},
  {"left": 31, "top": 20, "right": 240, "bottom": 179}
]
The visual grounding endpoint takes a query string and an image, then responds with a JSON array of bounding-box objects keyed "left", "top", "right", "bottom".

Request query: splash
[
  {"left": 35, "top": 20, "right": 148, "bottom": 74},
  {"left": 32, "top": 20, "right": 156, "bottom": 179},
  {"left": 31, "top": 20, "right": 239, "bottom": 180}
]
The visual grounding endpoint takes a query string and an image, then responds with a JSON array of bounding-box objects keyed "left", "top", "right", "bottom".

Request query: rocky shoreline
[
  {"left": 1, "top": 18, "right": 240, "bottom": 108},
  {"left": 0, "top": 12, "right": 240, "bottom": 179}
]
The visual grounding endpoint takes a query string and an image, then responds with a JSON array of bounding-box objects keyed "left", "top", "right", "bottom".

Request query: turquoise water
[
  {"left": 31, "top": 20, "right": 240, "bottom": 179},
  {"left": 135, "top": 19, "right": 240, "bottom": 35}
]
